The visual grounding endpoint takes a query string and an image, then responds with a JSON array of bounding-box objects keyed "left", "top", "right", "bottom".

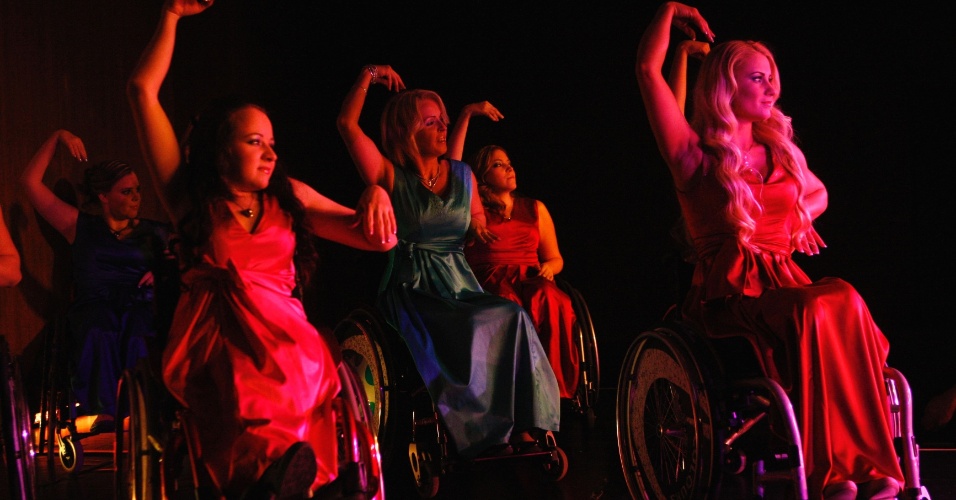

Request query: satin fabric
[
  {"left": 378, "top": 160, "right": 561, "bottom": 459},
  {"left": 465, "top": 196, "right": 580, "bottom": 399},
  {"left": 68, "top": 212, "right": 169, "bottom": 416},
  {"left": 677, "top": 167, "right": 904, "bottom": 497},
  {"left": 162, "top": 196, "right": 339, "bottom": 497}
]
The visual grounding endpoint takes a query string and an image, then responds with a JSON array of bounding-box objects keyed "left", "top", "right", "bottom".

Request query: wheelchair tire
[
  {"left": 114, "top": 365, "right": 162, "bottom": 500},
  {"left": 541, "top": 446, "right": 569, "bottom": 482},
  {"left": 57, "top": 435, "right": 82, "bottom": 474},
  {"left": 334, "top": 362, "right": 385, "bottom": 499},
  {"left": 556, "top": 278, "right": 600, "bottom": 419},
  {"left": 615, "top": 324, "right": 723, "bottom": 499},
  {"left": 335, "top": 306, "right": 406, "bottom": 468},
  {"left": 1, "top": 337, "right": 37, "bottom": 500}
]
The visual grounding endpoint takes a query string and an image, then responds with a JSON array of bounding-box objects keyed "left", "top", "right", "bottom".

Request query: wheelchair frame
[
  {"left": 112, "top": 358, "right": 385, "bottom": 500},
  {"left": 334, "top": 304, "right": 572, "bottom": 499},
  {"left": 615, "top": 315, "right": 932, "bottom": 500},
  {"left": 1, "top": 335, "right": 37, "bottom": 500}
]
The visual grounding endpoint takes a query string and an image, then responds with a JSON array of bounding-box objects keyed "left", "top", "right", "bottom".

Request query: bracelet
[{"left": 366, "top": 65, "right": 378, "bottom": 82}]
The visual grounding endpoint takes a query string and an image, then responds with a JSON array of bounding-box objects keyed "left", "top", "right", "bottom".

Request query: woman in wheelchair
[
  {"left": 127, "top": 0, "right": 396, "bottom": 497},
  {"left": 337, "top": 66, "right": 562, "bottom": 459},
  {"left": 20, "top": 129, "right": 172, "bottom": 434},
  {"left": 636, "top": 3, "right": 903, "bottom": 499}
]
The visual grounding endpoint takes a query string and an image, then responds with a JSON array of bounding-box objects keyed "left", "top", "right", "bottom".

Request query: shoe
[
  {"left": 251, "top": 442, "right": 317, "bottom": 500},
  {"left": 858, "top": 477, "right": 901, "bottom": 500},
  {"left": 89, "top": 414, "right": 115, "bottom": 434},
  {"left": 823, "top": 480, "right": 858, "bottom": 500}
]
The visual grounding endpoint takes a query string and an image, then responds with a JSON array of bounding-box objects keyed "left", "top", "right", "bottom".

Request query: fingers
[{"left": 138, "top": 271, "right": 154, "bottom": 288}]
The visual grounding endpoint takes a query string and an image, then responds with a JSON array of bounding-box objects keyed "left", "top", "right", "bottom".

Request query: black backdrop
[{"left": 29, "top": 1, "right": 955, "bottom": 441}]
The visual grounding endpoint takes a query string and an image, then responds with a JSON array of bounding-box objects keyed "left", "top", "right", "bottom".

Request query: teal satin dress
[{"left": 378, "top": 160, "right": 560, "bottom": 459}]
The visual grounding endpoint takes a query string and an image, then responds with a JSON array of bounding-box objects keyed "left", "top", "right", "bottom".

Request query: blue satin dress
[{"left": 378, "top": 160, "right": 561, "bottom": 459}]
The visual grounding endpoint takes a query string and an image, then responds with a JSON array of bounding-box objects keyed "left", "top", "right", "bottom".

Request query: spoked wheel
[
  {"left": 1, "top": 337, "right": 37, "bottom": 500},
  {"left": 615, "top": 326, "right": 722, "bottom": 499},
  {"left": 556, "top": 278, "right": 600, "bottom": 423},
  {"left": 114, "top": 364, "right": 162, "bottom": 500},
  {"left": 334, "top": 307, "right": 399, "bottom": 467}
]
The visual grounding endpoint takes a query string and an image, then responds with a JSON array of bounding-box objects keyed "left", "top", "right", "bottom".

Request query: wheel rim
[{"left": 617, "top": 330, "right": 715, "bottom": 499}]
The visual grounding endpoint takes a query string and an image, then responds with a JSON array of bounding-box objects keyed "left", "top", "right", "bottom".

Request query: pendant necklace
[
  {"left": 110, "top": 220, "right": 133, "bottom": 239},
  {"left": 237, "top": 192, "right": 259, "bottom": 218},
  {"left": 416, "top": 164, "right": 441, "bottom": 191}
]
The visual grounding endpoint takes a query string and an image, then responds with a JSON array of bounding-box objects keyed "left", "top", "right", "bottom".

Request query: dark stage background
[{"left": 2, "top": 1, "right": 953, "bottom": 445}]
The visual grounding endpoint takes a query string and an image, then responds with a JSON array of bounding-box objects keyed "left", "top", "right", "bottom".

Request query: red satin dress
[
  {"left": 465, "top": 196, "right": 580, "bottom": 399},
  {"left": 162, "top": 196, "right": 339, "bottom": 497},
  {"left": 677, "top": 167, "right": 904, "bottom": 497}
]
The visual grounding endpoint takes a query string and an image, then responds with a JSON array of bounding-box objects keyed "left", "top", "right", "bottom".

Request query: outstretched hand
[
  {"left": 57, "top": 130, "right": 88, "bottom": 162},
  {"left": 367, "top": 65, "right": 406, "bottom": 93},
  {"left": 462, "top": 101, "right": 504, "bottom": 122},
  {"left": 165, "top": 0, "right": 214, "bottom": 18}
]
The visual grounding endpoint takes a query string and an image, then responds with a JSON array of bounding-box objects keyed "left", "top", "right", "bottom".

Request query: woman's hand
[
  {"left": 467, "top": 220, "right": 498, "bottom": 245},
  {"left": 667, "top": 2, "right": 715, "bottom": 42},
  {"left": 366, "top": 65, "right": 406, "bottom": 93},
  {"left": 676, "top": 39, "right": 710, "bottom": 61},
  {"left": 794, "top": 226, "right": 826, "bottom": 255},
  {"left": 355, "top": 184, "right": 396, "bottom": 244},
  {"left": 461, "top": 101, "right": 504, "bottom": 122},
  {"left": 57, "top": 130, "right": 87, "bottom": 162},
  {"left": 138, "top": 270, "right": 155, "bottom": 288},
  {"left": 165, "top": 0, "right": 214, "bottom": 18},
  {"left": 536, "top": 263, "right": 555, "bottom": 281}
]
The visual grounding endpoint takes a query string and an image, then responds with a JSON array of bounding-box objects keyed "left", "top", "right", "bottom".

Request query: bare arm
[
  {"left": 666, "top": 40, "right": 710, "bottom": 115},
  {"left": 446, "top": 101, "right": 504, "bottom": 161},
  {"left": 636, "top": 2, "right": 714, "bottom": 189},
  {"left": 291, "top": 178, "right": 395, "bottom": 251},
  {"left": 0, "top": 205, "right": 21, "bottom": 287},
  {"left": 336, "top": 65, "right": 405, "bottom": 190},
  {"left": 127, "top": 0, "right": 214, "bottom": 226},
  {"left": 535, "top": 200, "right": 563, "bottom": 281},
  {"left": 19, "top": 130, "right": 87, "bottom": 243}
]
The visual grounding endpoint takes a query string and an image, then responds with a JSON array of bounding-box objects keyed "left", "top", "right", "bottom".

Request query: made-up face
[
  {"left": 481, "top": 149, "right": 517, "bottom": 193},
  {"left": 223, "top": 106, "right": 277, "bottom": 192},
  {"left": 413, "top": 99, "right": 448, "bottom": 158},
  {"left": 100, "top": 172, "right": 142, "bottom": 220},
  {"left": 731, "top": 51, "right": 778, "bottom": 123}
]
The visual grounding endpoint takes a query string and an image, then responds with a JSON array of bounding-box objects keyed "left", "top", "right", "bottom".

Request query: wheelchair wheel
[
  {"left": 615, "top": 324, "right": 723, "bottom": 499},
  {"left": 1, "top": 337, "right": 37, "bottom": 500},
  {"left": 333, "top": 362, "right": 385, "bottom": 499},
  {"left": 541, "top": 446, "right": 569, "bottom": 482},
  {"left": 556, "top": 278, "right": 600, "bottom": 422},
  {"left": 114, "top": 363, "right": 162, "bottom": 500},
  {"left": 56, "top": 434, "right": 82, "bottom": 474},
  {"left": 334, "top": 306, "right": 406, "bottom": 468}
]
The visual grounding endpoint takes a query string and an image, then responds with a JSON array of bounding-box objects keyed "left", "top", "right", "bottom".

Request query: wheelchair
[
  {"left": 34, "top": 314, "right": 116, "bottom": 480},
  {"left": 112, "top": 355, "right": 384, "bottom": 500},
  {"left": 1, "top": 335, "right": 37, "bottom": 500},
  {"left": 554, "top": 277, "right": 601, "bottom": 425},
  {"left": 615, "top": 306, "right": 932, "bottom": 500},
  {"left": 333, "top": 302, "right": 576, "bottom": 499}
]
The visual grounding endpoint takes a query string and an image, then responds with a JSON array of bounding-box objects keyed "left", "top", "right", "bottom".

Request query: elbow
[{"left": 1, "top": 268, "right": 21, "bottom": 288}]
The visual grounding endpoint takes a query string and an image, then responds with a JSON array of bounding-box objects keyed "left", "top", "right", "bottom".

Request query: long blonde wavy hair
[{"left": 690, "top": 40, "right": 813, "bottom": 249}]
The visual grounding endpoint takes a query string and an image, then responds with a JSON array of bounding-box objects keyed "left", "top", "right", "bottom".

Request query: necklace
[
  {"left": 236, "top": 192, "right": 259, "bottom": 218},
  {"left": 110, "top": 220, "right": 133, "bottom": 239},
  {"left": 416, "top": 164, "right": 441, "bottom": 191}
]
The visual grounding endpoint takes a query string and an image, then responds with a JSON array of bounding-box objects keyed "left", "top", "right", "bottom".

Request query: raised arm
[
  {"left": 0, "top": 205, "right": 21, "bottom": 287},
  {"left": 667, "top": 40, "right": 710, "bottom": 115},
  {"left": 291, "top": 179, "right": 395, "bottom": 251},
  {"left": 336, "top": 65, "right": 405, "bottom": 190},
  {"left": 535, "top": 200, "right": 564, "bottom": 281},
  {"left": 127, "top": 0, "right": 214, "bottom": 225},
  {"left": 19, "top": 129, "right": 87, "bottom": 242},
  {"left": 446, "top": 101, "right": 504, "bottom": 161},
  {"left": 636, "top": 2, "right": 714, "bottom": 189}
]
